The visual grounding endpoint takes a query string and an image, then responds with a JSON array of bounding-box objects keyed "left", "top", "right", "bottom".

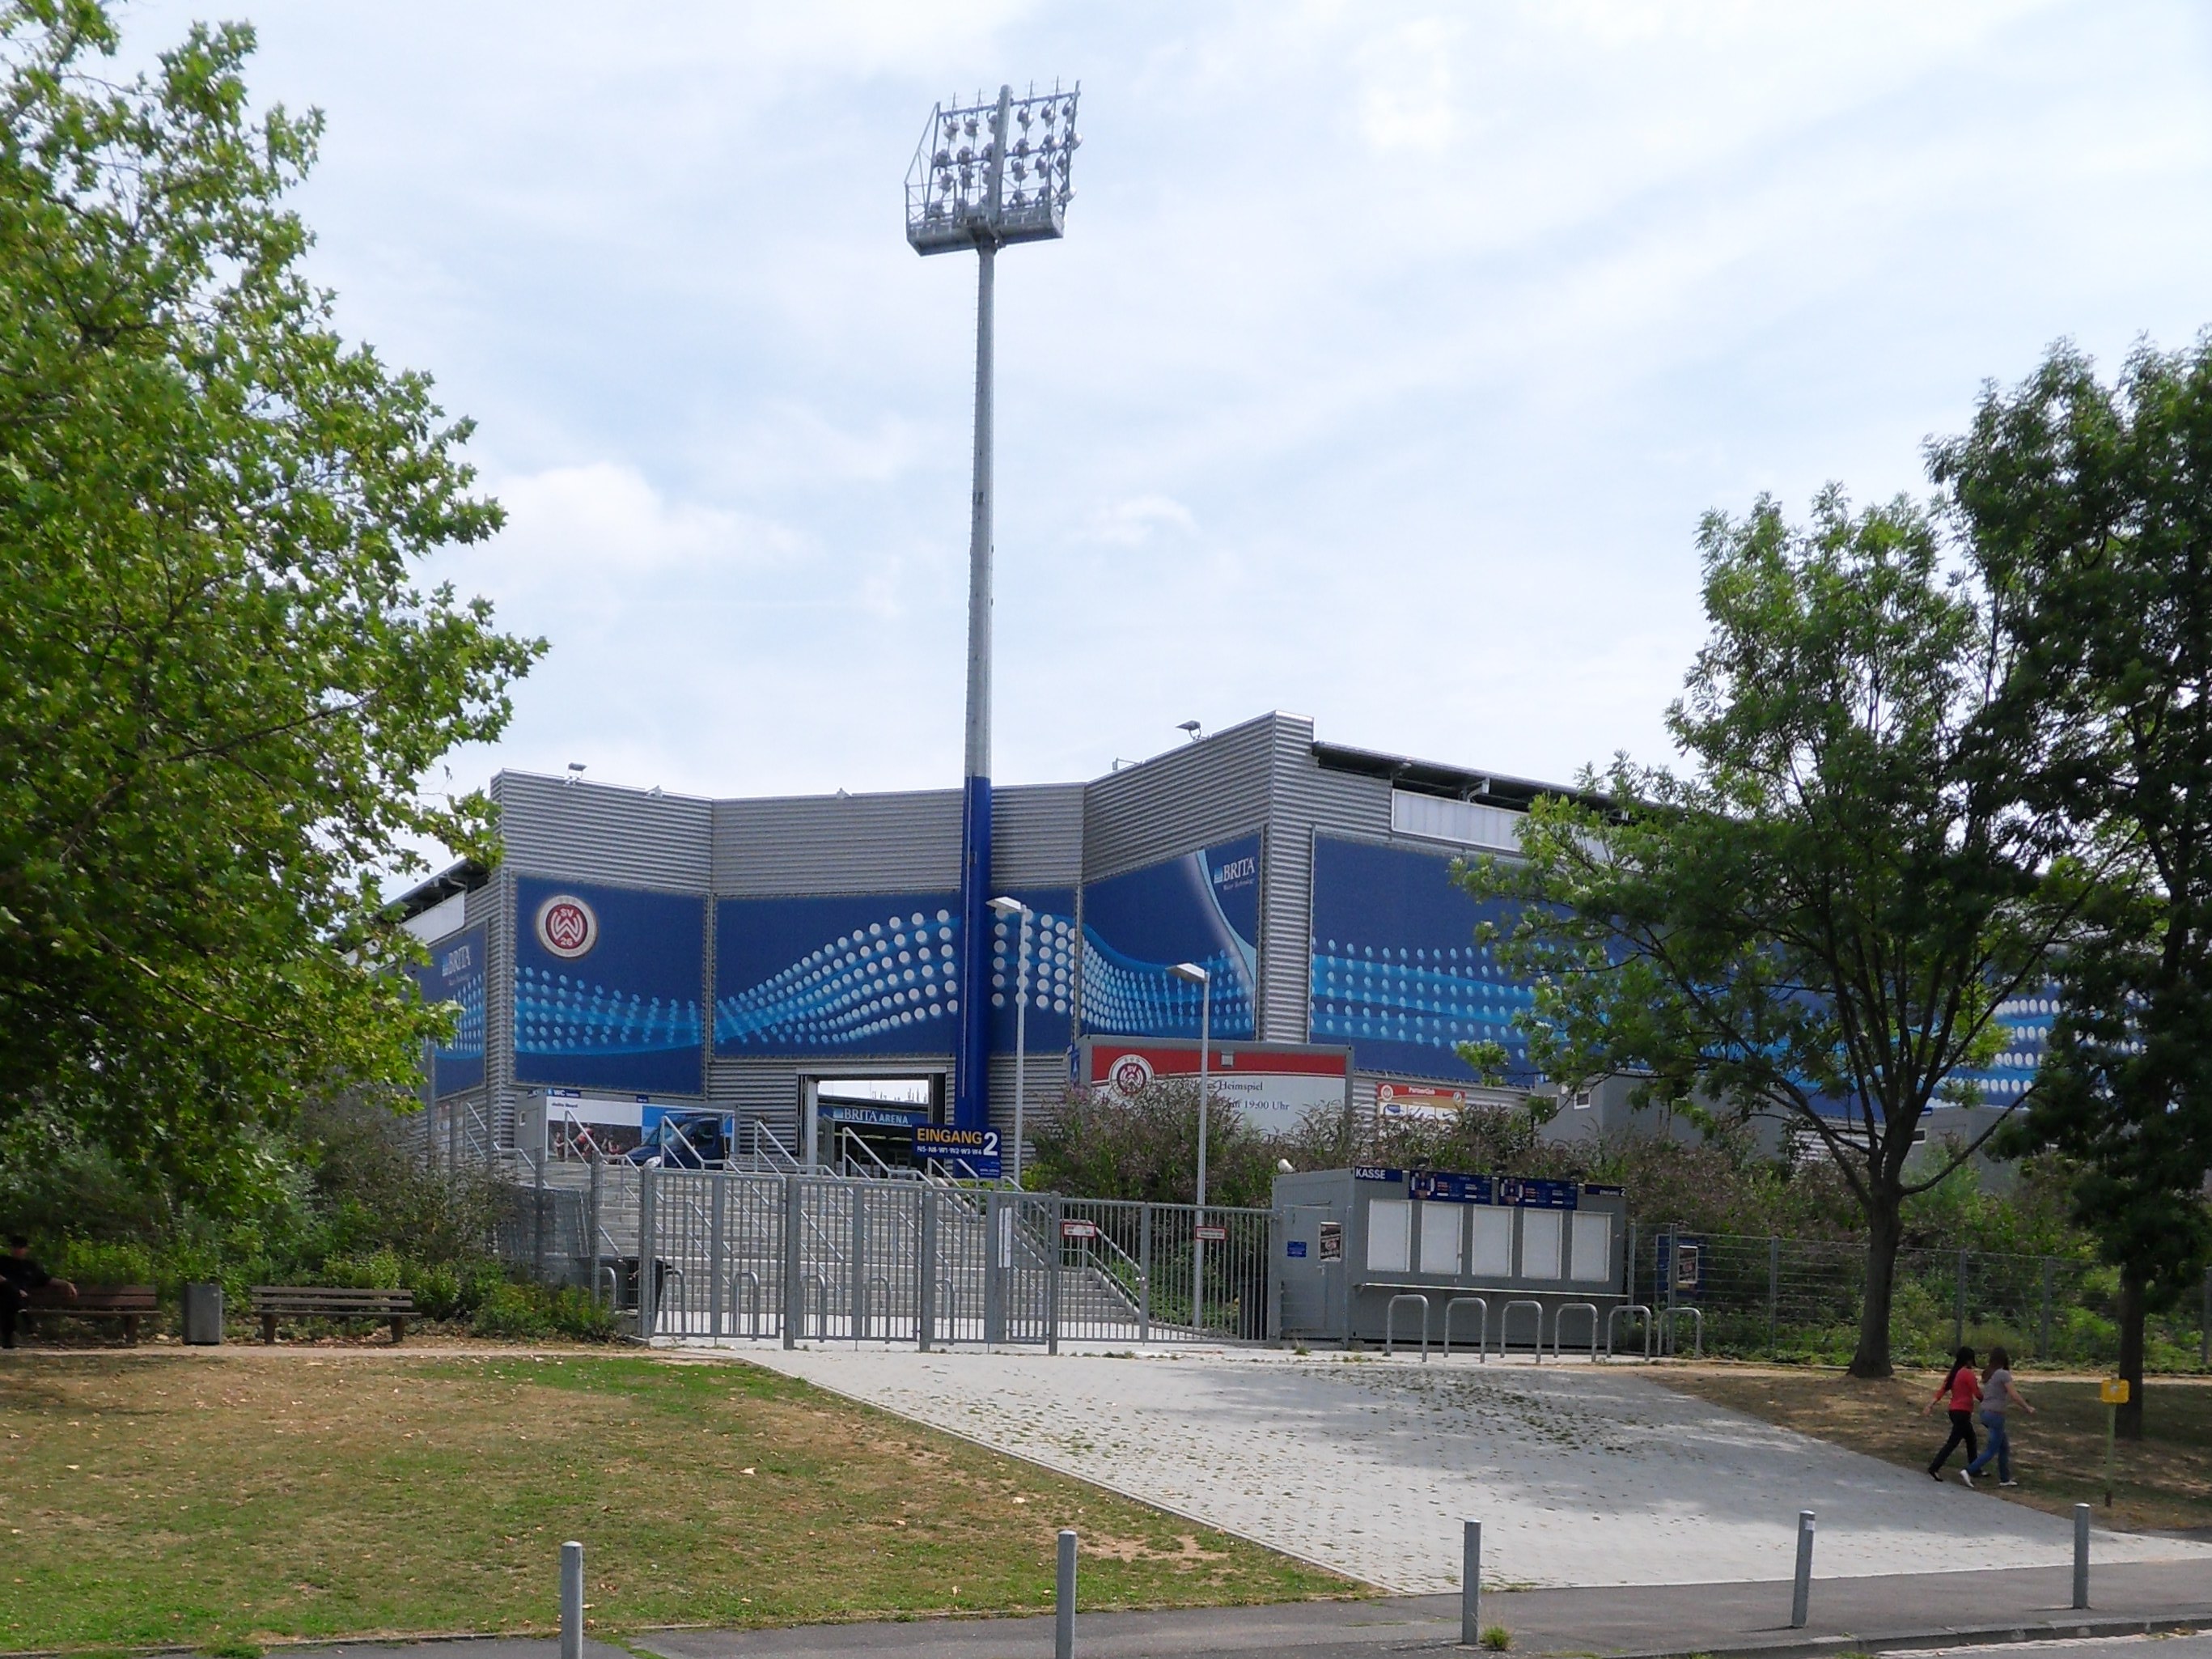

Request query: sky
[{"left": 125, "top": 0, "right": 2212, "bottom": 802}]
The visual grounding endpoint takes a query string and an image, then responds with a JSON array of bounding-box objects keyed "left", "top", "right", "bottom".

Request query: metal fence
[
  {"left": 494, "top": 1155, "right": 1277, "bottom": 1350},
  {"left": 1630, "top": 1225, "right": 2212, "bottom": 1371}
]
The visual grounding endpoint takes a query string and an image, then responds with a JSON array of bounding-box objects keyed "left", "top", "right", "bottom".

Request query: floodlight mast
[{"left": 906, "top": 82, "right": 1079, "bottom": 1136}]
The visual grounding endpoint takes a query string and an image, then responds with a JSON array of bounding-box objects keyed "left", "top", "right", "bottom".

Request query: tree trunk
[
  {"left": 1850, "top": 1198, "right": 1904, "bottom": 1378},
  {"left": 2117, "top": 1270, "right": 2146, "bottom": 1440}
]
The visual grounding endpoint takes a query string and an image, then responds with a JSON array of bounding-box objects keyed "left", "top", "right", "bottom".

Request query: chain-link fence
[{"left": 1629, "top": 1224, "right": 2212, "bottom": 1370}]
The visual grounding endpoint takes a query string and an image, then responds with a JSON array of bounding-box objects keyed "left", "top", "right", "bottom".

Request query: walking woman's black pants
[{"left": 1930, "top": 1408, "right": 1979, "bottom": 1473}]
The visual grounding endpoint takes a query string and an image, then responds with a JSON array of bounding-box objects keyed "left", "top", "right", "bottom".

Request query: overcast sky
[{"left": 131, "top": 0, "right": 2212, "bottom": 801}]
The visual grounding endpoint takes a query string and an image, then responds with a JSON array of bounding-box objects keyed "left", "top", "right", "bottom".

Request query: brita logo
[
  {"left": 439, "top": 942, "right": 474, "bottom": 978},
  {"left": 1212, "top": 855, "right": 1256, "bottom": 890},
  {"left": 534, "top": 894, "right": 599, "bottom": 960}
]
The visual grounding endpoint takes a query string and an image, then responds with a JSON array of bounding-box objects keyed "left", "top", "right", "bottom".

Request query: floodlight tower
[{"left": 906, "top": 82, "right": 1080, "bottom": 1135}]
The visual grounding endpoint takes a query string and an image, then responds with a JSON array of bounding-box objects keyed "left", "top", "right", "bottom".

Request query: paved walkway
[{"left": 726, "top": 1344, "right": 2212, "bottom": 1593}]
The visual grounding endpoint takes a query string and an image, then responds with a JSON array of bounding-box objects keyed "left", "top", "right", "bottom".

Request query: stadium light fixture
[
  {"left": 908, "top": 82, "right": 1081, "bottom": 1137},
  {"left": 988, "top": 895, "right": 1034, "bottom": 1186}
]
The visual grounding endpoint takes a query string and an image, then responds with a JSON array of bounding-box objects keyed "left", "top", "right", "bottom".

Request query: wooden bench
[
  {"left": 24, "top": 1284, "right": 158, "bottom": 1344},
  {"left": 250, "top": 1286, "right": 413, "bottom": 1344}
]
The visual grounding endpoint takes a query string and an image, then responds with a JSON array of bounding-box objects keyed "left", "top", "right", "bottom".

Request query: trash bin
[{"left": 182, "top": 1282, "right": 223, "bottom": 1345}]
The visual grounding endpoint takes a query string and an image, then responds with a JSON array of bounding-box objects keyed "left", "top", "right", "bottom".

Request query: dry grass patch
[
  {"left": 1654, "top": 1363, "right": 2212, "bottom": 1533},
  {"left": 0, "top": 1347, "right": 1352, "bottom": 1653}
]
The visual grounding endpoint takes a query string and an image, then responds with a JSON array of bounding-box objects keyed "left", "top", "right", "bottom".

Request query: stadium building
[{"left": 397, "top": 709, "right": 2048, "bottom": 1169}]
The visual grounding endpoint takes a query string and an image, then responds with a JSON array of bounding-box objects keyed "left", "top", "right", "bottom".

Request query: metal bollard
[
  {"left": 1460, "top": 1519, "right": 1481, "bottom": 1647},
  {"left": 1056, "top": 1529, "right": 1078, "bottom": 1659},
  {"left": 560, "top": 1539, "right": 583, "bottom": 1659},
  {"left": 2073, "top": 1503, "right": 2091, "bottom": 1609},
  {"left": 1790, "top": 1510, "right": 1815, "bottom": 1628}
]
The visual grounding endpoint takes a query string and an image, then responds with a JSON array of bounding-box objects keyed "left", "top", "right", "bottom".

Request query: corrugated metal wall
[
  {"left": 714, "top": 788, "right": 960, "bottom": 895},
  {"left": 1079, "top": 713, "right": 1280, "bottom": 882},
  {"left": 1256, "top": 721, "right": 1394, "bottom": 1045},
  {"left": 492, "top": 772, "right": 714, "bottom": 889}
]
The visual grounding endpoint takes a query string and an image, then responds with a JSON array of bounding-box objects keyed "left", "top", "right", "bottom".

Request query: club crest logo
[
  {"left": 1107, "top": 1053, "right": 1155, "bottom": 1096},
  {"left": 534, "top": 894, "right": 599, "bottom": 960}
]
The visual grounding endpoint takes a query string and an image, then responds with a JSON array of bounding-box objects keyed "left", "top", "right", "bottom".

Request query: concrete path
[{"left": 724, "top": 1344, "right": 2212, "bottom": 1593}]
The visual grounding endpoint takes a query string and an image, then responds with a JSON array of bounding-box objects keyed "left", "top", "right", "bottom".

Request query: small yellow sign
[{"left": 2100, "top": 1377, "right": 2131, "bottom": 1405}]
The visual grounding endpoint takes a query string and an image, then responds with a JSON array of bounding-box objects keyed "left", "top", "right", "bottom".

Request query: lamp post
[
  {"left": 988, "top": 895, "right": 1032, "bottom": 1186},
  {"left": 905, "top": 83, "right": 1081, "bottom": 1135},
  {"left": 1169, "top": 961, "right": 1211, "bottom": 1330}
]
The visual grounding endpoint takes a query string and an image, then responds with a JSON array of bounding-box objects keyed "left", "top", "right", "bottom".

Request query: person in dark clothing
[
  {"left": 1, "top": 1237, "right": 75, "bottom": 1349},
  {"left": 1922, "top": 1345, "right": 1981, "bottom": 1479}
]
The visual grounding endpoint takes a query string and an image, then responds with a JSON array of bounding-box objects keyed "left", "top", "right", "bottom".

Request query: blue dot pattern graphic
[
  {"left": 441, "top": 965, "right": 486, "bottom": 1061},
  {"left": 515, "top": 966, "right": 702, "bottom": 1059},
  {"left": 1079, "top": 936, "right": 1253, "bottom": 1039},
  {"left": 989, "top": 910, "right": 1077, "bottom": 1018},
  {"left": 1308, "top": 936, "right": 1536, "bottom": 1079},
  {"left": 716, "top": 909, "right": 961, "bottom": 1048}
]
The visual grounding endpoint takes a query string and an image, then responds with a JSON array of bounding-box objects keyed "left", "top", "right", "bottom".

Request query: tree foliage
[
  {"left": 0, "top": 2, "right": 540, "bottom": 1198},
  {"left": 1462, "top": 488, "right": 2081, "bottom": 1375},
  {"left": 1939, "top": 337, "right": 2212, "bottom": 1432}
]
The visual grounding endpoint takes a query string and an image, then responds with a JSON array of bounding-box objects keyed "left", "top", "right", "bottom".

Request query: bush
[{"left": 468, "top": 1279, "right": 617, "bottom": 1343}]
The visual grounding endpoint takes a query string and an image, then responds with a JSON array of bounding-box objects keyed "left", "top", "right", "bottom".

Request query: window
[
  {"left": 1367, "top": 1199, "right": 1411, "bottom": 1273},
  {"left": 1570, "top": 1212, "right": 1612, "bottom": 1283},
  {"left": 1519, "top": 1209, "right": 1563, "bottom": 1280},
  {"left": 1417, "top": 1202, "right": 1462, "bottom": 1275}
]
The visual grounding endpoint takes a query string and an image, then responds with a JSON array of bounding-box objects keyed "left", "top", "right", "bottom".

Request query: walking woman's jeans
[
  {"left": 1930, "top": 1407, "right": 1980, "bottom": 1474},
  {"left": 1965, "top": 1411, "right": 2011, "bottom": 1481}
]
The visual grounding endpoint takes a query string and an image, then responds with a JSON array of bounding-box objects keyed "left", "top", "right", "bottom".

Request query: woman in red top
[{"left": 1922, "top": 1346, "right": 1981, "bottom": 1479}]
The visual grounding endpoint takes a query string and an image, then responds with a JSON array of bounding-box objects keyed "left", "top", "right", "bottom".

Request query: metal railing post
[
  {"left": 1460, "top": 1519, "right": 1481, "bottom": 1647},
  {"left": 1138, "top": 1203, "right": 1153, "bottom": 1343},
  {"left": 638, "top": 1162, "right": 659, "bottom": 1339},
  {"left": 2073, "top": 1502, "right": 2091, "bottom": 1609},
  {"left": 532, "top": 1150, "right": 547, "bottom": 1283},
  {"left": 1790, "top": 1509, "right": 1815, "bottom": 1628},
  {"left": 588, "top": 1153, "right": 604, "bottom": 1307},
  {"left": 1049, "top": 1196, "right": 1063, "bottom": 1356},
  {"left": 1954, "top": 1248, "right": 1968, "bottom": 1351},
  {"left": 1055, "top": 1528, "right": 1077, "bottom": 1659},
  {"left": 560, "top": 1539, "right": 583, "bottom": 1659},
  {"left": 850, "top": 1182, "right": 867, "bottom": 1341},
  {"left": 985, "top": 1191, "right": 1006, "bottom": 1346},
  {"left": 918, "top": 1187, "right": 938, "bottom": 1351},
  {"left": 2042, "top": 1257, "right": 2054, "bottom": 1361},
  {"left": 1767, "top": 1235, "right": 1780, "bottom": 1359},
  {"left": 710, "top": 1169, "right": 728, "bottom": 1340},
  {"left": 781, "top": 1175, "right": 803, "bottom": 1350}
]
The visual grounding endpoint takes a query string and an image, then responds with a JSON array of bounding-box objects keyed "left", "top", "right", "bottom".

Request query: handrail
[
  {"left": 650, "top": 1263, "right": 686, "bottom": 1338},
  {"left": 1384, "top": 1292, "right": 1430, "bottom": 1360},
  {"left": 1549, "top": 1301, "right": 1600, "bottom": 1364},
  {"left": 1661, "top": 1305, "right": 1703, "bottom": 1359},
  {"left": 1063, "top": 1215, "right": 1148, "bottom": 1322},
  {"left": 1443, "top": 1295, "right": 1489, "bottom": 1362},
  {"left": 1501, "top": 1298, "right": 1545, "bottom": 1360},
  {"left": 1605, "top": 1303, "right": 1653, "bottom": 1361},
  {"left": 748, "top": 1119, "right": 803, "bottom": 1174},
  {"left": 730, "top": 1269, "right": 764, "bottom": 1338}
]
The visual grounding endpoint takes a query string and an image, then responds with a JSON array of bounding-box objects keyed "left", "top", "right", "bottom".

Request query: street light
[
  {"left": 988, "top": 894, "right": 1032, "bottom": 1187},
  {"left": 906, "top": 82, "right": 1081, "bottom": 1139},
  {"left": 1169, "top": 961, "right": 1211, "bottom": 1331}
]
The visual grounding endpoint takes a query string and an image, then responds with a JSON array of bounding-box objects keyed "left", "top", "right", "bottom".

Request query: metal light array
[{"left": 906, "top": 81, "right": 1079, "bottom": 254}]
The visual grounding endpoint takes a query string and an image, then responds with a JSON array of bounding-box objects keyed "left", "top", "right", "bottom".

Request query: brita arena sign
[
  {"left": 533, "top": 893, "right": 600, "bottom": 960},
  {"left": 1081, "top": 1038, "right": 1350, "bottom": 1133}
]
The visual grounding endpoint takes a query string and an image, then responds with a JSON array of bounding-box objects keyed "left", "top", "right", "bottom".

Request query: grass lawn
[
  {"left": 1656, "top": 1363, "right": 2212, "bottom": 1534},
  {"left": 0, "top": 1345, "right": 1353, "bottom": 1653}
]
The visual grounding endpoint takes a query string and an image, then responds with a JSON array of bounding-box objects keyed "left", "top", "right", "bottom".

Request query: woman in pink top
[{"left": 1922, "top": 1346, "right": 1981, "bottom": 1479}]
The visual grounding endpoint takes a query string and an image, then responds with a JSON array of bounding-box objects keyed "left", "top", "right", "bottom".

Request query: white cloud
[{"left": 1083, "top": 494, "right": 1198, "bottom": 546}]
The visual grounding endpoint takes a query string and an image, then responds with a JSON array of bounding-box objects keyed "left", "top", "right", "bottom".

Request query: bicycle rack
[
  {"left": 730, "top": 1269, "right": 764, "bottom": 1338},
  {"left": 653, "top": 1264, "right": 685, "bottom": 1337},
  {"left": 1384, "top": 1292, "right": 1431, "bottom": 1360},
  {"left": 1501, "top": 1298, "right": 1545, "bottom": 1360},
  {"left": 1605, "top": 1303, "right": 1654, "bottom": 1361},
  {"left": 799, "top": 1273, "right": 827, "bottom": 1342},
  {"left": 864, "top": 1274, "right": 891, "bottom": 1342},
  {"left": 1443, "top": 1295, "right": 1489, "bottom": 1362},
  {"left": 1660, "top": 1305, "right": 1703, "bottom": 1359},
  {"left": 1550, "top": 1301, "right": 1600, "bottom": 1363}
]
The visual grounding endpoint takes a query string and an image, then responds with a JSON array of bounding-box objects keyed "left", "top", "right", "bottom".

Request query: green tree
[
  {"left": 1936, "top": 337, "right": 2212, "bottom": 1435},
  {"left": 0, "top": 2, "right": 540, "bottom": 1201},
  {"left": 1463, "top": 489, "right": 2079, "bottom": 1376}
]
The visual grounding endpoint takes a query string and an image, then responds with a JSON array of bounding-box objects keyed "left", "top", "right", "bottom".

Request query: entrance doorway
[{"left": 805, "top": 1074, "right": 946, "bottom": 1173}]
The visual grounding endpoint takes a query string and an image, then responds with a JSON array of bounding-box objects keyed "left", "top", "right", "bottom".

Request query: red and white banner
[
  {"left": 1081, "top": 1039, "right": 1350, "bottom": 1133},
  {"left": 1376, "top": 1081, "right": 1466, "bottom": 1122}
]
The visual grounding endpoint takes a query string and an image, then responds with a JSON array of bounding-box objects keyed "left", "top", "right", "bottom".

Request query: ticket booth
[{"left": 1275, "top": 1165, "right": 1629, "bottom": 1351}]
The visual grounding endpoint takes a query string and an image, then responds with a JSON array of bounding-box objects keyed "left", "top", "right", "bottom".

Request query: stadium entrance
[{"left": 804, "top": 1075, "right": 946, "bottom": 1173}]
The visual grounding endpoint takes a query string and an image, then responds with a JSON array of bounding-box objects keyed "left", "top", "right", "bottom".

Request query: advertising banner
[
  {"left": 987, "top": 888, "right": 1077, "bottom": 1054},
  {"left": 1080, "top": 834, "right": 1260, "bottom": 1039},
  {"left": 1376, "top": 1080, "right": 1464, "bottom": 1121},
  {"left": 1309, "top": 834, "right": 1539, "bottom": 1086},
  {"left": 514, "top": 878, "right": 705, "bottom": 1095},
  {"left": 412, "top": 923, "right": 486, "bottom": 1097},
  {"left": 715, "top": 893, "right": 961, "bottom": 1057},
  {"left": 1083, "top": 1037, "right": 1348, "bottom": 1134}
]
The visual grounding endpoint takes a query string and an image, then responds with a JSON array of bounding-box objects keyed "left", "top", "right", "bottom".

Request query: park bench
[
  {"left": 24, "top": 1284, "right": 158, "bottom": 1344},
  {"left": 251, "top": 1285, "right": 413, "bottom": 1345}
]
